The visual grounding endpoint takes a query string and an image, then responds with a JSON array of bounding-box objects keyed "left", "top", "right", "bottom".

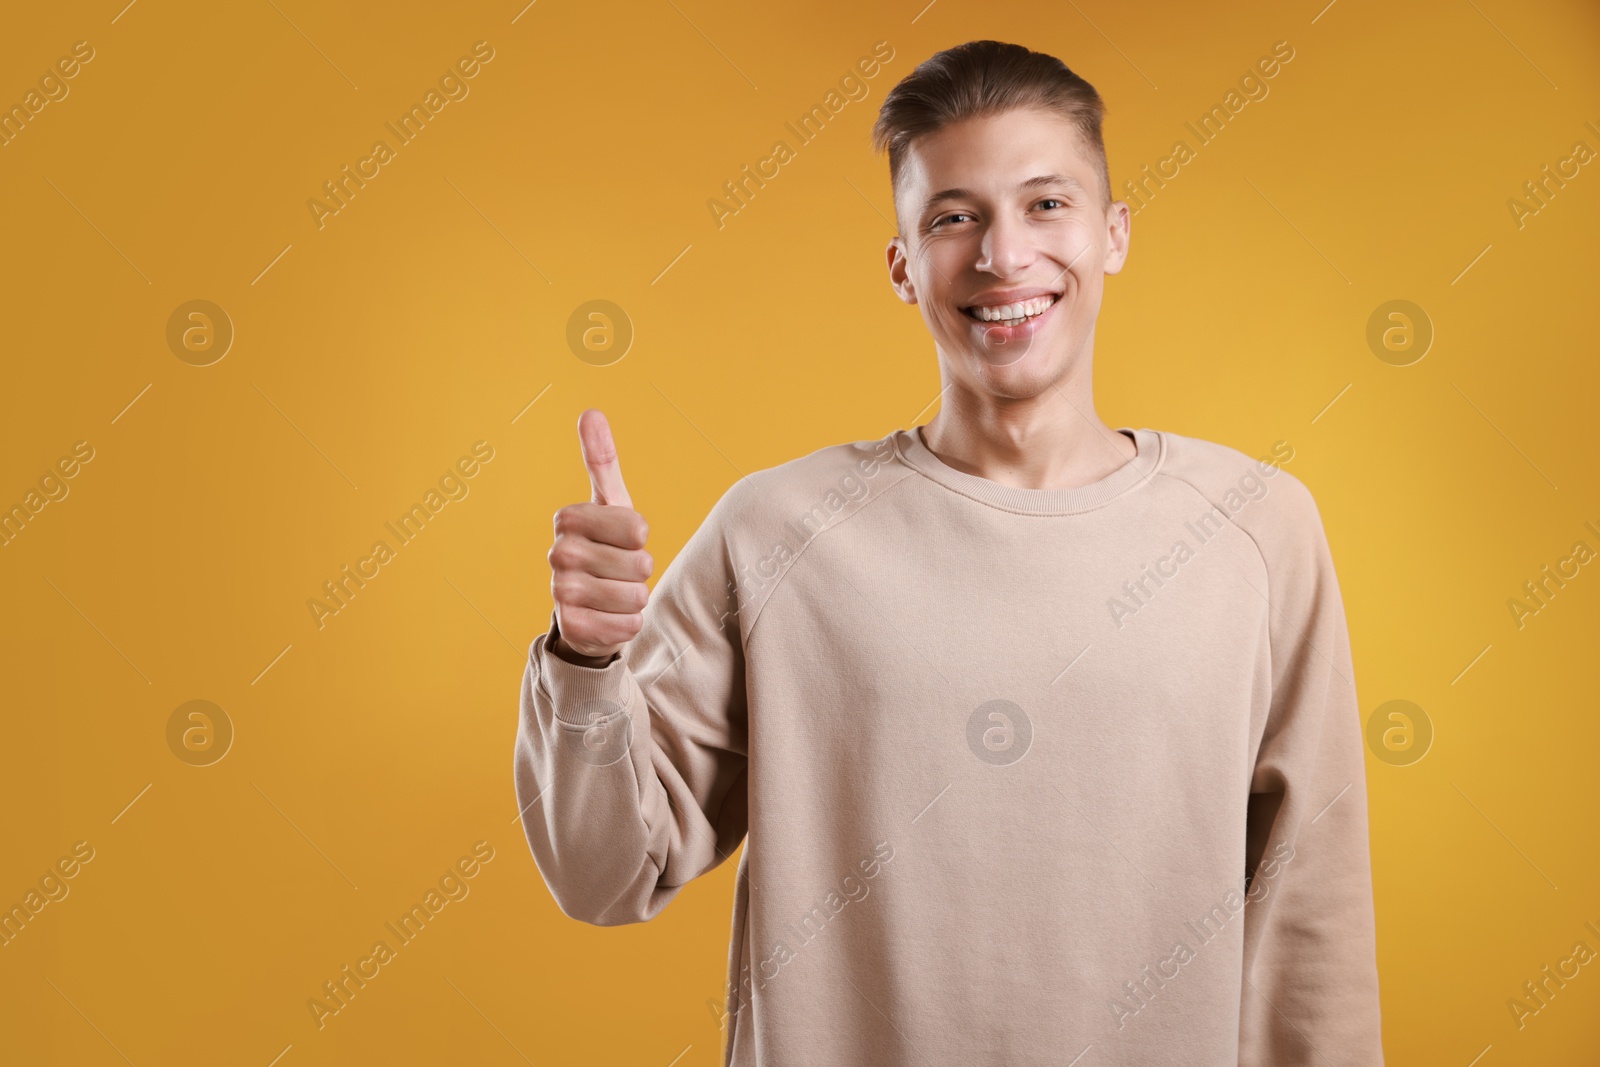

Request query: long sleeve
[
  {"left": 1238, "top": 479, "right": 1385, "bottom": 1065},
  {"left": 513, "top": 484, "right": 750, "bottom": 926}
]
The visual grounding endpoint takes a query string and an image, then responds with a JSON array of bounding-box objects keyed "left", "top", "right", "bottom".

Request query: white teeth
[{"left": 968, "top": 295, "right": 1056, "bottom": 322}]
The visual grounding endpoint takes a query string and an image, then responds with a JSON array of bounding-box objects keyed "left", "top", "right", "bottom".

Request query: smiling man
[{"left": 515, "top": 39, "right": 1384, "bottom": 1067}]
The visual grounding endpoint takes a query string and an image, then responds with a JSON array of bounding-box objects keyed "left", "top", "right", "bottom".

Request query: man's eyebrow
[{"left": 921, "top": 174, "right": 1087, "bottom": 211}]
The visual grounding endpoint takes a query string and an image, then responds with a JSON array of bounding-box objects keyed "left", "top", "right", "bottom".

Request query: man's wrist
[{"left": 550, "top": 632, "right": 617, "bottom": 669}]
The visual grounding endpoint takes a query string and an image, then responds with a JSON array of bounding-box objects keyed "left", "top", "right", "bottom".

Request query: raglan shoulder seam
[
  {"left": 737, "top": 461, "right": 923, "bottom": 655},
  {"left": 1150, "top": 468, "right": 1274, "bottom": 598}
]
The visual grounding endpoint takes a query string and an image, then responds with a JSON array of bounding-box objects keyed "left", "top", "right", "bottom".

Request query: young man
[{"left": 516, "top": 39, "right": 1384, "bottom": 1067}]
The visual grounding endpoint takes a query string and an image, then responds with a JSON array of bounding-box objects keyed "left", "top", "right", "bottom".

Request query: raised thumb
[{"left": 577, "top": 408, "right": 633, "bottom": 509}]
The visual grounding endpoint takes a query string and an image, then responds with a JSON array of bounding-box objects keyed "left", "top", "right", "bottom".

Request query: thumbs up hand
[{"left": 548, "top": 409, "right": 654, "bottom": 665}]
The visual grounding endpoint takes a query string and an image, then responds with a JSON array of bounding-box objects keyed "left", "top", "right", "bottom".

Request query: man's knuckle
[{"left": 551, "top": 574, "right": 581, "bottom": 604}]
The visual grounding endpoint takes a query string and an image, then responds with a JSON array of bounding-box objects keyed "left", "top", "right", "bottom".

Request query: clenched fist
[{"left": 548, "top": 409, "right": 654, "bottom": 667}]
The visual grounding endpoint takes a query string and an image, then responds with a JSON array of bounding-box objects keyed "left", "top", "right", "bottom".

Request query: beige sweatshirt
[{"left": 513, "top": 424, "right": 1385, "bottom": 1066}]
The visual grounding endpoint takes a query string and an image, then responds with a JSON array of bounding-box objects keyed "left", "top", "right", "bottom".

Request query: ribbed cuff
[{"left": 534, "top": 607, "right": 633, "bottom": 727}]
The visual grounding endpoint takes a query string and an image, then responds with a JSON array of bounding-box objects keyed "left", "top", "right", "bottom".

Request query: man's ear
[
  {"left": 1102, "top": 200, "right": 1132, "bottom": 276},
  {"left": 886, "top": 236, "right": 918, "bottom": 305}
]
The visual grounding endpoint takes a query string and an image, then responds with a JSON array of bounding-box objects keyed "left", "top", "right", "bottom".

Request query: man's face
[{"left": 886, "top": 107, "right": 1129, "bottom": 398}]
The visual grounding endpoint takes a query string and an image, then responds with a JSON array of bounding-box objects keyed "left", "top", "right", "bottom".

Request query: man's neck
[{"left": 919, "top": 380, "right": 1136, "bottom": 492}]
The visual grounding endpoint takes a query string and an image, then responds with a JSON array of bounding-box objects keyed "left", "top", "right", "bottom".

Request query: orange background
[{"left": 2, "top": 0, "right": 1598, "bottom": 1063}]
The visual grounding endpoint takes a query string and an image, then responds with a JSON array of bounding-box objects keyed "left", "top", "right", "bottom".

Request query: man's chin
[
  {"left": 972, "top": 338, "right": 1037, "bottom": 370},
  {"left": 945, "top": 336, "right": 1082, "bottom": 394},
  {"left": 964, "top": 327, "right": 1049, "bottom": 371}
]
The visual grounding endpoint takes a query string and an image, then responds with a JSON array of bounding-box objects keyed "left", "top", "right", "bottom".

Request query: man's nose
[{"left": 975, "top": 212, "right": 1035, "bottom": 277}]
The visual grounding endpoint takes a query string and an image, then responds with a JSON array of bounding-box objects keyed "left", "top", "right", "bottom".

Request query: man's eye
[
  {"left": 1036, "top": 198, "right": 1065, "bottom": 210},
  {"left": 933, "top": 212, "right": 973, "bottom": 228}
]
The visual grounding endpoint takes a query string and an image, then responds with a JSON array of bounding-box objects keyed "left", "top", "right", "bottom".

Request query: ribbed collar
[{"left": 890, "top": 424, "right": 1164, "bottom": 516}]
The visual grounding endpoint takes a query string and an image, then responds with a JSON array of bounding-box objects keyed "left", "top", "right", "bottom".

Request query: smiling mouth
[{"left": 960, "top": 293, "right": 1060, "bottom": 326}]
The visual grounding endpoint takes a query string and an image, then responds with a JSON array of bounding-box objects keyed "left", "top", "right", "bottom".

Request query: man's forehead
[
  {"left": 899, "top": 161, "right": 1095, "bottom": 218},
  {"left": 918, "top": 172, "right": 1088, "bottom": 207},
  {"left": 898, "top": 114, "right": 1093, "bottom": 201}
]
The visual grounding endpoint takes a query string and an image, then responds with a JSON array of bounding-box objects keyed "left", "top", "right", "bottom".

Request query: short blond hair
[{"left": 870, "top": 40, "right": 1111, "bottom": 218}]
